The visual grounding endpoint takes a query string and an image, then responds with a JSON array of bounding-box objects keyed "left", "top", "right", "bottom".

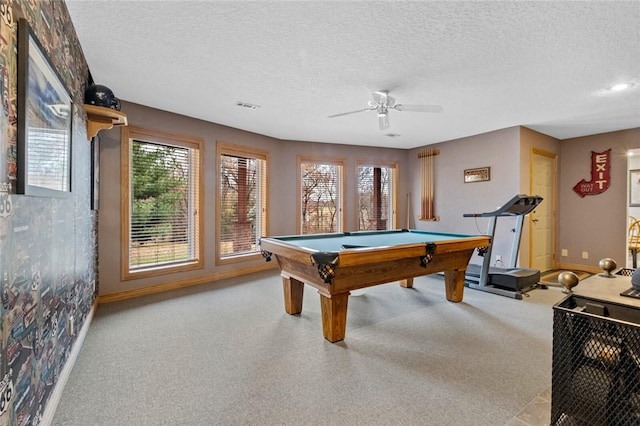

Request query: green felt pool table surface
[{"left": 270, "top": 229, "right": 475, "bottom": 252}]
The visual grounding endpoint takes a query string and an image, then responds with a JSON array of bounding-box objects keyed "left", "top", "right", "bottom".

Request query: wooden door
[{"left": 530, "top": 149, "right": 556, "bottom": 272}]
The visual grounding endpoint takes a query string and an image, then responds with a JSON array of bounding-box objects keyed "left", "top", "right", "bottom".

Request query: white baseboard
[{"left": 40, "top": 302, "right": 97, "bottom": 426}]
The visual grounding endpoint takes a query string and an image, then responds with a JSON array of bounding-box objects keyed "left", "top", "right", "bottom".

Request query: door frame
[{"left": 529, "top": 148, "right": 558, "bottom": 270}]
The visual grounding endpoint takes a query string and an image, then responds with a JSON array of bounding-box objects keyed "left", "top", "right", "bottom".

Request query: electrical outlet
[
  {"left": 561, "top": 249, "right": 568, "bottom": 257},
  {"left": 582, "top": 251, "right": 589, "bottom": 259},
  {"left": 495, "top": 255, "right": 502, "bottom": 262}
]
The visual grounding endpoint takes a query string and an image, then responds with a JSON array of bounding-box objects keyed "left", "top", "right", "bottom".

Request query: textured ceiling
[{"left": 66, "top": 1, "right": 640, "bottom": 149}]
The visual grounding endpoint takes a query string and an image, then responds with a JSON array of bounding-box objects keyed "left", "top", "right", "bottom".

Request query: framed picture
[
  {"left": 16, "top": 18, "right": 73, "bottom": 197},
  {"left": 464, "top": 167, "right": 490, "bottom": 183},
  {"left": 629, "top": 169, "right": 640, "bottom": 206}
]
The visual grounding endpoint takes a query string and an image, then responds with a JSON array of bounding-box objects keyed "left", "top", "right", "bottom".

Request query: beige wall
[
  {"left": 558, "top": 128, "right": 640, "bottom": 269},
  {"left": 408, "top": 127, "right": 523, "bottom": 267}
]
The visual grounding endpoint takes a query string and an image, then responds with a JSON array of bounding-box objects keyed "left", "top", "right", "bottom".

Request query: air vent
[{"left": 235, "top": 101, "right": 260, "bottom": 110}]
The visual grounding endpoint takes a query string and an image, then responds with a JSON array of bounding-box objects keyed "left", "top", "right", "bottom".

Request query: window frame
[
  {"left": 355, "top": 160, "right": 398, "bottom": 231},
  {"left": 215, "top": 141, "right": 270, "bottom": 265},
  {"left": 121, "top": 126, "right": 204, "bottom": 280},
  {"left": 297, "top": 156, "right": 345, "bottom": 235}
]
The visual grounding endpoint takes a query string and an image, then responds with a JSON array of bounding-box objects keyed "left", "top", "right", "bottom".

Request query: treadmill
[{"left": 464, "top": 194, "right": 545, "bottom": 300}]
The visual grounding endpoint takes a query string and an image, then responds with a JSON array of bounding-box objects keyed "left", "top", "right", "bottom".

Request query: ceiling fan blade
[
  {"left": 378, "top": 113, "right": 389, "bottom": 130},
  {"left": 393, "top": 104, "right": 443, "bottom": 113},
  {"left": 328, "top": 108, "right": 373, "bottom": 118}
]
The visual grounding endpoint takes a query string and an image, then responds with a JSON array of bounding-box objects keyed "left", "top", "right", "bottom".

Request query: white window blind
[
  {"left": 300, "top": 161, "right": 342, "bottom": 234},
  {"left": 357, "top": 165, "right": 394, "bottom": 231},
  {"left": 128, "top": 139, "right": 200, "bottom": 270},
  {"left": 219, "top": 151, "right": 267, "bottom": 258}
]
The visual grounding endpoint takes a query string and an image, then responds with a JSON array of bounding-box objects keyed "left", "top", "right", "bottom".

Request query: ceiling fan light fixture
[{"left": 378, "top": 112, "right": 390, "bottom": 130}]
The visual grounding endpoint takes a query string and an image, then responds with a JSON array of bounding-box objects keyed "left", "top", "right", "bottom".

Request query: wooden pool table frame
[{"left": 260, "top": 231, "right": 490, "bottom": 342}]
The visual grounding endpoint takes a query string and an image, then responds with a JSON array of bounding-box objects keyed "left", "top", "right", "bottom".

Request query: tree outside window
[{"left": 300, "top": 161, "right": 342, "bottom": 234}]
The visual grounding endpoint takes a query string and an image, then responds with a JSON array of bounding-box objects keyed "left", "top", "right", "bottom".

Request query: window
[
  {"left": 299, "top": 158, "right": 344, "bottom": 234},
  {"left": 217, "top": 142, "right": 268, "bottom": 262},
  {"left": 357, "top": 163, "right": 397, "bottom": 230},
  {"left": 122, "top": 127, "right": 203, "bottom": 279}
]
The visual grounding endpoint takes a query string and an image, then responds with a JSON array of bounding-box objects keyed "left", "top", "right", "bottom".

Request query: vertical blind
[
  {"left": 129, "top": 139, "right": 199, "bottom": 269},
  {"left": 357, "top": 166, "right": 393, "bottom": 230},
  {"left": 219, "top": 152, "right": 267, "bottom": 257},
  {"left": 300, "top": 161, "right": 342, "bottom": 234}
]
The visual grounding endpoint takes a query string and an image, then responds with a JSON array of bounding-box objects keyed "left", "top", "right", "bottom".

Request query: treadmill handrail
[{"left": 463, "top": 194, "right": 543, "bottom": 218}]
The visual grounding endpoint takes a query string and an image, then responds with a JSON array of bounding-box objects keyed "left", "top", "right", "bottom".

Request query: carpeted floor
[
  {"left": 539, "top": 269, "right": 593, "bottom": 286},
  {"left": 52, "top": 270, "right": 566, "bottom": 426}
]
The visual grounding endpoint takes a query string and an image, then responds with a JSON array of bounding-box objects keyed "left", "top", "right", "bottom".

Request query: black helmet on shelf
[{"left": 84, "top": 84, "right": 121, "bottom": 110}]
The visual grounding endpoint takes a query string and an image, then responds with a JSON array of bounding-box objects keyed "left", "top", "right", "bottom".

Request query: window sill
[
  {"left": 122, "top": 259, "right": 203, "bottom": 281},
  {"left": 216, "top": 252, "right": 263, "bottom": 266}
]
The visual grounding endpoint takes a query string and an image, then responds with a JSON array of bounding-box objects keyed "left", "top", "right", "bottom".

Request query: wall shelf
[{"left": 85, "top": 104, "right": 127, "bottom": 139}]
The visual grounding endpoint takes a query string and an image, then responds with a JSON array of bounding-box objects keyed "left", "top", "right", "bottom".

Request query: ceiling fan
[{"left": 328, "top": 90, "right": 443, "bottom": 130}]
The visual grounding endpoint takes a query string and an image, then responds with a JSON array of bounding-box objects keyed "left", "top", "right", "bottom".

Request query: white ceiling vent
[{"left": 235, "top": 101, "right": 260, "bottom": 110}]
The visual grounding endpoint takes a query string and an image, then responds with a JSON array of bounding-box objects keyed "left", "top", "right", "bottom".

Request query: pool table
[{"left": 260, "top": 229, "right": 490, "bottom": 342}]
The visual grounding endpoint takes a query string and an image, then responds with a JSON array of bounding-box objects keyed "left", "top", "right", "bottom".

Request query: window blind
[
  {"left": 219, "top": 152, "right": 267, "bottom": 257},
  {"left": 129, "top": 139, "right": 199, "bottom": 269},
  {"left": 300, "top": 162, "right": 342, "bottom": 234},
  {"left": 357, "top": 166, "right": 393, "bottom": 231}
]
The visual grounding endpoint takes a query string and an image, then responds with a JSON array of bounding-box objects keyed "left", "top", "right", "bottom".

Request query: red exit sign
[{"left": 573, "top": 149, "right": 611, "bottom": 198}]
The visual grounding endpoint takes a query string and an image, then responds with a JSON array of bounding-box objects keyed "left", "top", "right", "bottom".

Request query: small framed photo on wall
[
  {"left": 629, "top": 169, "right": 640, "bottom": 206},
  {"left": 464, "top": 167, "right": 490, "bottom": 183}
]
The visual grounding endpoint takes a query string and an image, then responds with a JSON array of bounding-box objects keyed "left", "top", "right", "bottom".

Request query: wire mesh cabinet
[{"left": 552, "top": 295, "right": 640, "bottom": 425}]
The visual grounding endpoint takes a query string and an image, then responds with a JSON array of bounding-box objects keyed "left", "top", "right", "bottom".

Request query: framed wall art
[
  {"left": 629, "top": 169, "right": 640, "bottom": 206},
  {"left": 464, "top": 166, "right": 490, "bottom": 183},
  {"left": 17, "top": 18, "right": 73, "bottom": 197},
  {"left": 91, "top": 136, "right": 99, "bottom": 210}
]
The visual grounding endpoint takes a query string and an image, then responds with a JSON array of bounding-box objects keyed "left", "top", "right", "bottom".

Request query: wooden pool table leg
[
  {"left": 399, "top": 278, "right": 414, "bottom": 288},
  {"left": 282, "top": 275, "right": 304, "bottom": 315},
  {"left": 319, "top": 292, "right": 350, "bottom": 342},
  {"left": 444, "top": 269, "right": 465, "bottom": 302}
]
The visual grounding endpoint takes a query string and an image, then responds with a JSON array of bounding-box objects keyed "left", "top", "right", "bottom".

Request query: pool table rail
[{"left": 261, "top": 235, "right": 489, "bottom": 270}]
